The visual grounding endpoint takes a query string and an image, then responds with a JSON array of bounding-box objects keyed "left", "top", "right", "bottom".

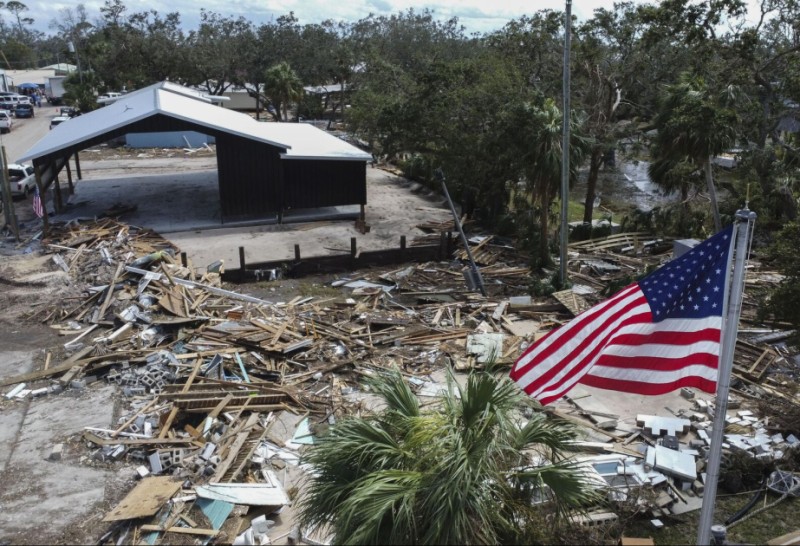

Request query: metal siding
[
  {"left": 216, "top": 133, "right": 283, "bottom": 219},
  {"left": 31, "top": 112, "right": 365, "bottom": 220},
  {"left": 282, "top": 160, "right": 366, "bottom": 209}
]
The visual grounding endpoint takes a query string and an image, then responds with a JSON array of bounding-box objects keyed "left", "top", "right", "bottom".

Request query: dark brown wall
[
  {"left": 216, "top": 133, "right": 284, "bottom": 219},
  {"left": 282, "top": 159, "right": 366, "bottom": 209},
  {"left": 33, "top": 114, "right": 367, "bottom": 220}
]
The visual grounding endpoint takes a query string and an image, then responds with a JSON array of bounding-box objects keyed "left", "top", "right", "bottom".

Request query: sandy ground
[{"left": 44, "top": 154, "right": 452, "bottom": 271}]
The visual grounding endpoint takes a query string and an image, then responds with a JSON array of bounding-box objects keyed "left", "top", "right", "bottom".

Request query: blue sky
[{"left": 31, "top": 1, "right": 647, "bottom": 35}]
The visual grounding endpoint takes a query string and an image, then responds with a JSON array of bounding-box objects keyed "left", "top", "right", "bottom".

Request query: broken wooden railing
[{"left": 223, "top": 233, "right": 454, "bottom": 283}]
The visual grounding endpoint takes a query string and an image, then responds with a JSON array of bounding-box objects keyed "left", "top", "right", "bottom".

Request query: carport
[{"left": 16, "top": 81, "right": 372, "bottom": 223}]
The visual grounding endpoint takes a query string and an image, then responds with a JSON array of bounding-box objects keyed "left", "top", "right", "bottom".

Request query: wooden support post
[
  {"left": 0, "top": 145, "right": 20, "bottom": 241},
  {"left": 180, "top": 252, "right": 188, "bottom": 267},
  {"left": 238, "top": 246, "right": 246, "bottom": 282},
  {"left": 65, "top": 157, "right": 74, "bottom": 194},
  {"left": 360, "top": 204, "right": 366, "bottom": 222},
  {"left": 439, "top": 231, "right": 448, "bottom": 260},
  {"left": 400, "top": 235, "right": 406, "bottom": 252},
  {"left": 54, "top": 175, "right": 63, "bottom": 212},
  {"left": 294, "top": 244, "right": 301, "bottom": 261},
  {"left": 33, "top": 163, "right": 49, "bottom": 234},
  {"left": 74, "top": 152, "right": 82, "bottom": 180},
  {"left": 350, "top": 237, "right": 357, "bottom": 259}
]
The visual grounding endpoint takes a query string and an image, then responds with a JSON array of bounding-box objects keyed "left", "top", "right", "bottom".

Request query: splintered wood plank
[
  {"left": 158, "top": 288, "right": 188, "bottom": 317},
  {"left": 551, "top": 289, "right": 590, "bottom": 317},
  {"left": 139, "top": 526, "right": 219, "bottom": 537},
  {"left": 103, "top": 476, "right": 182, "bottom": 521}
]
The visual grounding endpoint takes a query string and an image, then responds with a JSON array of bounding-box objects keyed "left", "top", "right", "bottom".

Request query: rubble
[{"left": 3, "top": 219, "right": 800, "bottom": 543}]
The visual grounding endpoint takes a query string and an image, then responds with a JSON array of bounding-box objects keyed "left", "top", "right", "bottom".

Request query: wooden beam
[{"left": 138, "top": 526, "right": 219, "bottom": 537}]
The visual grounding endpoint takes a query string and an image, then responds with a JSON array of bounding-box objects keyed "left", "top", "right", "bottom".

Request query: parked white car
[
  {"left": 50, "top": 115, "right": 70, "bottom": 129},
  {"left": 0, "top": 110, "right": 11, "bottom": 133},
  {"left": 8, "top": 163, "right": 36, "bottom": 197}
]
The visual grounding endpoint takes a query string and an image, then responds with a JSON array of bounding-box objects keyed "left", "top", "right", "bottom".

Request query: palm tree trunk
[
  {"left": 704, "top": 157, "right": 721, "bottom": 231},
  {"left": 583, "top": 148, "right": 603, "bottom": 224},
  {"left": 539, "top": 195, "right": 551, "bottom": 268}
]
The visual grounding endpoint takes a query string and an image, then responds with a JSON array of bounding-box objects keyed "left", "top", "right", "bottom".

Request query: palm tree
[
  {"left": 516, "top": 98, "right": 587, "bottom": 268},
  {"left": 649, "top": 74, "right": 738, "bottom": 232},
  {"left": 264, "top": 61, "right": 304, "bottom": 122},
  {"left": 298, "top": 368, "right": 597, "bottom": 545}
]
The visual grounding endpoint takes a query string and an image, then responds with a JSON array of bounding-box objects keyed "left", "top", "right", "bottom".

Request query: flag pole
[{"left": 697, "top": 208, "right": 756, "bottom": 545}]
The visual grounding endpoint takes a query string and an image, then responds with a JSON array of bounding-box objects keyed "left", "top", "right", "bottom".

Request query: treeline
[{"left": 4, "top": 0, "right": 800, "bottom": 327}]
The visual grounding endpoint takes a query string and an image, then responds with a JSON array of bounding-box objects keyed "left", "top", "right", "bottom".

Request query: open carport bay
[{"left": 54, "top": 156, "right": 452, "bottom": 271}]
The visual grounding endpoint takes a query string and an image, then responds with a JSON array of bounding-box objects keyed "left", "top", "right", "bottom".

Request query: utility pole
[
  {"left": 559, "top": 0, "right": 572, "bottom": 286},
  {"left": 436, "top": 168, "right": 486, "bottom": 297},
  {"left": 68, "top": 40, "right": 83, "bottom": 84},
  {"left": 0, "top": 145, "right": 20, "bottom": 241}
]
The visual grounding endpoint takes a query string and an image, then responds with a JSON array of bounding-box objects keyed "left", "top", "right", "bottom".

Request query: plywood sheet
[{"left": 103, "top": 476, "right": 181, "bottom": 521}]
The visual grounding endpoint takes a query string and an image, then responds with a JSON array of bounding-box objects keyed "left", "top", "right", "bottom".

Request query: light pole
[
  {"left": 559, "top": 0, "right": 572, "bottom": 286},
  {"left": 67, "top": 40, "right": 83, "bottom": 84}
]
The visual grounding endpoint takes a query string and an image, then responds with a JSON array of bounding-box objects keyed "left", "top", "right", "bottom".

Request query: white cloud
[{"left": 24, "top": 0, "right": 765, "bottom": 36}]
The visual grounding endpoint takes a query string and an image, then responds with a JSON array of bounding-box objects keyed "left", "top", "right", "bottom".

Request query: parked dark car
[
  {"left": 14, "top": 103, "right": 34, "bottom": 118},
  {"left": 59, "top": 106, "right": 79, "bottom": 117}
]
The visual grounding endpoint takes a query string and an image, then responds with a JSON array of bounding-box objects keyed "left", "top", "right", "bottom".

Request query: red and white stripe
[
  {"left": 510, "top": 284, "right": 721, "bottom": 405},
  {"left": 32, "top": 188, "right": 44, "bottom": 218}
]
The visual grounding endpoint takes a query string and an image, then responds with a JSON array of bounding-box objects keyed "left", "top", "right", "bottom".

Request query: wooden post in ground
[
  {"left": 74, "top": 152, "right": 82, "bottom": 180},
  {"left": 239, "top": 246, "right": 246, "bottom": 282},
  {"left": 350, "top": 237, "right": 357, "bottom": 260},
  {"left": 65, "top": 157, "right": 74, "bottom": 194},
  {"left": 33, "top": 163, "right": 49, "bottom": 234},
  {"left": 54, "top": 176, "right": 63, "bottom": 211},
  {"left": 294, "top": 244, "right": 301, "bottom": 261},
  {"left": 0, "top": 146, "right": 19, "bottom": 241}
]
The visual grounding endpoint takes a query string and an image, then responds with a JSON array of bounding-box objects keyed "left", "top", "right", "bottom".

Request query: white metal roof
[
  {"left": 270, "top": 124, "right": 371, "bottom": 160},
  {"left": 17, "top": 82, "right": 371, "bottom": 164}
]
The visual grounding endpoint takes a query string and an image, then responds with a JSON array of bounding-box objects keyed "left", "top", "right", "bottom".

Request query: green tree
[
  {"left": 764, "top": 221, "right": 800, "bottom": 341},
  {"left": 515, "top": 98, "right": 588, "bottom": 268},
  {"left": 264, "top": 61, "right": 303, "bottom": 121},
  {"left": 298, "top": 369, "right": 595, "bottom": 545},
  {"left": 649, "top": 74, "right": 737, "bottom": 232},
  {"left": 184, "top": 10, "right": 254, "bottom": 95}
]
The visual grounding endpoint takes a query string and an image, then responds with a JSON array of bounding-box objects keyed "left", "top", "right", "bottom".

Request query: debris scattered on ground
[{"left": 2, "top": 218, "right": 799, "bottom": 543}]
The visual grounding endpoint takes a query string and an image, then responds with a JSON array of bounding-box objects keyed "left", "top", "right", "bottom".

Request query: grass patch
[
  {"left": 622, "top": 491, "right": 798, "bottom": 544},
  {"left": 565, "top": 198, "right": 610, "bottom": 223}
]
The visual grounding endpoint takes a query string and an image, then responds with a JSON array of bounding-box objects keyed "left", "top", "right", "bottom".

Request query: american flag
[
  {"left": 511, "top": 226, "right": 733, "bottom": 405},
  {"left": 32, "top": 186, "right": 44, "bottom": 218}
]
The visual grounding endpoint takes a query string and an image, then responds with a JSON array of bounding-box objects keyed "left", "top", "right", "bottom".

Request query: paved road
[{"left": 0, "top": 103, "right": 54, "bottom": 165}]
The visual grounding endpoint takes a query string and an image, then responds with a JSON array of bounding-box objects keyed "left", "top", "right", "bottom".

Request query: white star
[{"left": 694, "top": 304, "right": 700, "bottom": 310}]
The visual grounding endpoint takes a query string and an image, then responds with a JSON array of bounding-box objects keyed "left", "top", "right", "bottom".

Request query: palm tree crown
[
  {"left": 265, "top": 61, "right": 304, "bottom": 121},
  {"left": 298, "top": 368, "right": 597, "bottom": 545}
]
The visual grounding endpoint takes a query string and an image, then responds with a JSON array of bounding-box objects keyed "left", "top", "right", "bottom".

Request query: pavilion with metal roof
[{"left": 18, "top": 81, "right": 372, "bottom": 221}]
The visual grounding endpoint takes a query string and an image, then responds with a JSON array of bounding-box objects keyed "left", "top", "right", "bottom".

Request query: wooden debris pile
[{"left": 4, "top": 219, "right": 799, "bottom": 543}]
